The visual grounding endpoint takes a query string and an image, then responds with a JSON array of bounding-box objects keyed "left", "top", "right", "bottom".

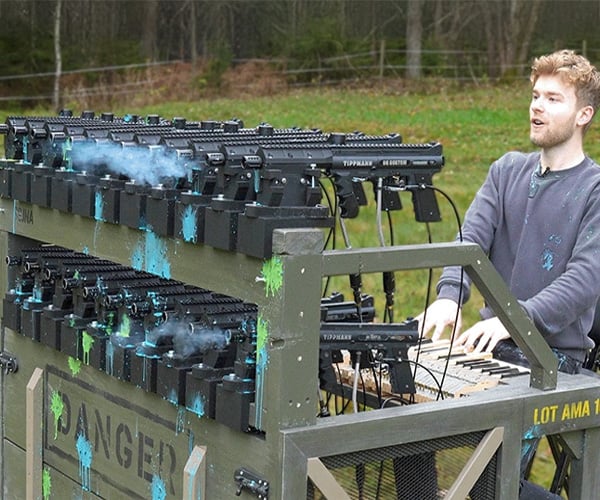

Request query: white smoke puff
[
  {"left": 70, "top": 141, "right": 190, "bottom": 186},
  {"left": 145, "top": 318, "right": 229, "bottom": 358},
  {"left": 144, "top": 317, "right": 181, "bottom": 347},
  {"left": 174, "top": 324, "right": 230, "bottom": 358}
]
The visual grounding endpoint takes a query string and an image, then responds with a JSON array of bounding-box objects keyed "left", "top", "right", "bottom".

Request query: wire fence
[
  {"left": 274, "top": 48, "right": 531, "bottom": 81},
  {"left": 3, "top": 46, "right": 594, "bottom": 106},
  {"left": 0, "top": 61, "right": 180, "bottom": 103}
]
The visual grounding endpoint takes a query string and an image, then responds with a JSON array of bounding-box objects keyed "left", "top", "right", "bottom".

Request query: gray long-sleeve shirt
[{"left": 437, "top": 151, "right": 600, "bottom": 361}]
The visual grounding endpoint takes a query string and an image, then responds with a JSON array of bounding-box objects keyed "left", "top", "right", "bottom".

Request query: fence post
[{"left": 379, "top": 39, "right": 386, "bottom": 79}]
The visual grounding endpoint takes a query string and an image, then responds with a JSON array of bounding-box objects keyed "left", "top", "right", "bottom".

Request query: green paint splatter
[
  {"left": 50, "top": 391, "right": 64, "bottom": 440},
  {"left": 256, "top": 314, "right": 268, "bottom": 355},
  {"left": 68, "top": 356, "right": 82, "bottom": 376},
  {"left": 261, "top": 257, "right": 283, "bottom": 297},
  {"left": 118, "top": 314, "right": 131, "bottom": 337},
  {"left": 255, "top": 316, "right": 269, "bottom": 430},
  {"left": 63, "top": 138, "right": 73, "bottom": 169},
  {"left": 82, "top": 331, "right": 94, "bottom": 365},
  {"left": 105, "top": 311, "right": 115, "bottom": 334},
  {"left": 42, "top": 467, "right": 51, "bottom": 500}
]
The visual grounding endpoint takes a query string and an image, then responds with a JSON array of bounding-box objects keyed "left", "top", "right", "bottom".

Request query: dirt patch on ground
[
  {"left": 59, "top": 61, "right": 204, "bottom": 110},
  {"left": 219, "top": 60, "right": 288, "bottom": 98},
  {"left": 55, "top": 59, "right": 288, "bottom": 109}
]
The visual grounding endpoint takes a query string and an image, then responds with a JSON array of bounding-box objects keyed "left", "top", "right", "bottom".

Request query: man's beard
[{"left": 530, "top": 124, "right": 575, "bottom": 148}]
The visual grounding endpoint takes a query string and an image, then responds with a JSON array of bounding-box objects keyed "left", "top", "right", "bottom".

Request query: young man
[
  {"left": 417, "top": 49, "right": 600, "bottom": 500},
  {"left": 419, "top": 49, "right": 600, "bottom": 375}
]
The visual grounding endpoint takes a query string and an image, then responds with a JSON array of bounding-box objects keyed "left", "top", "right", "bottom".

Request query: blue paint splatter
[
  {"left": 151, "top": 474, "right": 167, "bottom": 500},
  {"left": 521, "top": 425, "right": 543, "bottom": 462},
  {"left": 187, "top": 393, "right": 205, "bottom": 417},
  {"left": 548, "top": 234, "right": 562, "bottom": 245},
  {"left": 528, "top": 180, "right": 538, "bottom": 198},
  {"left": 541, "top": 248, "right": 554, "bottom": 271},
  {"left": 141, "top": 356, "right": 148, "bottom": 383},
  {"left": 255, "top": 346, "right": 268, "bottom": 430},
  {"left": 94, "top": 192, "right": 104, "bottom": 221},
  {"left": 522, "top": 425, "right": 542, "bottom": 440},
  {"left": 130, "top": 231, "right": 171, "bottom": 278},
  {"left": 138, "top": 214, "right": 147, "bottom": 231},
  {"left": 22, "top": 136, "right": 29, "bottom": 162},
  {"left": 523, "top": 433, "right": 536, "bottom": 446},
  {"left": 176, "top": 406, "right": 186, "bottom": 435},
  {"left": 105, "top": 341, "right": 114, "bottom": 376},
  {"left": 145, "top": 231, "right": 171, "bottom": 278},
  {"left": 131, "top": 240, "right": 144, "bottom": 271},
  {"left": 181, "top": 205, "right": 198, "bottom": 243},
  {"left": 93, "top": 221, "right": 102, "bottom": 251},
  {"left": 167, "top": 388, "right": 178, "bottom": 405},
  {"left": 33, "top": 287, "right": 44, "bottom": 302},
  {"left": 187, "top": 471, "right": 196, "bottom": 500},
  {"left": 586, "top": 227, "right": 595, "bottom": 241},
  {"left": 76, "top": 433, "right": 93, "bottom": 491}
]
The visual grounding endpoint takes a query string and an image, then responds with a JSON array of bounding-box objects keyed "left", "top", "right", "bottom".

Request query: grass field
[{"left": 4, "top": 79, "right": 589, "bottom": 495}]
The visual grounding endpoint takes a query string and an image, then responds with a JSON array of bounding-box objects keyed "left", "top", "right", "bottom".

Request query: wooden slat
[{"left": 26, "top": 367, "right": 44, "bottom": 500}]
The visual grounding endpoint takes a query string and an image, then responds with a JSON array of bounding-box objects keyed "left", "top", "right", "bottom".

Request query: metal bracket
[
  {"left": 234, "top": 467, "right": 269, "bottom": 498},
  {"left": 0, "top": 351, "right": 18, "bottom": 374}
]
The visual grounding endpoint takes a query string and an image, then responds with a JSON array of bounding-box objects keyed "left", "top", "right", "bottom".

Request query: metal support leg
[
  {"left": 307, "top": 457, "right": 352, "bottom": 500},
  {"left": 446, "top": 427, "right": 504, "bottom": 500}
]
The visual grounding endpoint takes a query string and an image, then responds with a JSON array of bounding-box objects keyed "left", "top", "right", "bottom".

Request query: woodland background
[{"left": 2, "top": 0, "right": 600, "bottom": 110}]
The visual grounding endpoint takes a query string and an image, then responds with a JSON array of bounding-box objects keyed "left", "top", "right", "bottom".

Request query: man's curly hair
[{"left": 531, "top": 49, "right": 600, "bottom": 118}]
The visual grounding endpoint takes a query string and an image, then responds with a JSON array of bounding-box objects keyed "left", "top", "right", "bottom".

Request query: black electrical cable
[
  {"left": 406, "top": 183, "right": 466, "bottom": 401},
  {"left": 359, "top": 369, "right": 368, "bottom": 410},
  {"left": 320, "top": 178, "right": 337, "bottom": 298},
  {"left": 386, "top": 209, "right": 395, "bottom": 245},
  {"left": 427, "top": 185, "right": 466, "bottom": 400},
  {"left": 370, "top": 362, "right": 383, "bottom": 407},
  {"left": 378, "top": 359, "right": 446, "bottom": 405},
  {"left": 323, "top": 180, "right": 469, "bottom": 407}
]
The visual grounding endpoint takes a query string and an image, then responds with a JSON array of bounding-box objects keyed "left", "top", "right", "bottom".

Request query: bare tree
[
  {"left": 406, "top": 0, "right": 424, "bottom": 79},
  {"left": 431, "top": 1, "right": 479, "bottom": 49},
  {"left": 481, "top": 0, "right": 542, "bottom": 78},
  {"left": 53, "top": 0, "right": 62, "bottom": 110},
  {"left": 190, "top": 0, "right": 198, "bottom": 71},
  {"left": 143, "top": 0, "right": 159, "bottom": 61}
]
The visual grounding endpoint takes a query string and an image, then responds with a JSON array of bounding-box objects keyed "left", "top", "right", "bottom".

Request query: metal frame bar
[
  {"left": 306, "top": 458, "right": 352, "bottom": 500},
  {"left": 322, "top": 242, "right": 558, "bottom": 390},
  {"left": 445, "top": 426, "right": 504, "bottom": 499}
]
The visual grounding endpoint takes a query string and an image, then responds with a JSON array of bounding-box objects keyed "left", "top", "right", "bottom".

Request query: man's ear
[{"left": 577, "top": 105, "right": 595, "bottom": 127}]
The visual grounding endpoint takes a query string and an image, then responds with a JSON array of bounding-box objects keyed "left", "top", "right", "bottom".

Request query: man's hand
[
  {"left": 455, "top": 317, "right": 510, "bottom": 353},
  {"left": 415, "top": 298, "right": 462, "bottom": 342}
]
